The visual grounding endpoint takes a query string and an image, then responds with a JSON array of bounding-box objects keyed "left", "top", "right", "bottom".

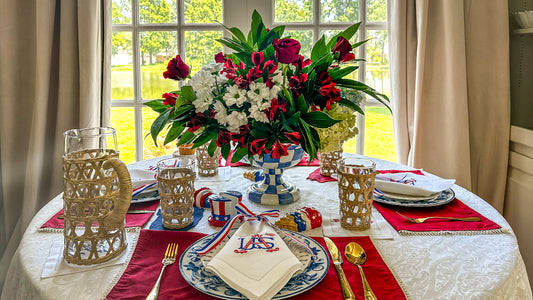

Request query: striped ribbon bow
[{"left": 196, "top": 202, "right": 315, "bottom": 258}]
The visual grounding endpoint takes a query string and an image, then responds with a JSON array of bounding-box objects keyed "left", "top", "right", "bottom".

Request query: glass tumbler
[
  {"left": 337, "top": 158, "right": 376, "bottom": 230},
  {"left": 157, "top": 157, "right": 196, "bottom": 229}
]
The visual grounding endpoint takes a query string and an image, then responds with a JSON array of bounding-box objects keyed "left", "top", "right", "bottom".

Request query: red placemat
[
  {"left": 220, "top": 152, "right": 319, "bottom": 167},
  {"left": 307, "top": 168, "right": 337, "bottom": 182},
  {"left": 293, "top": 236, "right": 406, "bottom": 300},
  {"left": 373, "top": 199, "right": 502, "bottom": 234},
  {"left": 107, "top": 230, "right": 211, "bottom": 300},
  {"left": 40, "top": 200, "right": 159, "bottom": 229},
  {"left": 107, "top": 231, "right": 406, "bottom": 300}
]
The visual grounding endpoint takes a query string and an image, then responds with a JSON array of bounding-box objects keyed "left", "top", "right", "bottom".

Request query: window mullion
[
  {"left": 356, "top": 0, "right": 367, "bottom": 155},
  {"left": 131, "top": 0, "right": 143, "bottom": 161}
]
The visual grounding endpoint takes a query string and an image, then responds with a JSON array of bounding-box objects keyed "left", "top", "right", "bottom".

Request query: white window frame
[{"left": 108, "top": 0, "right": 388, "bottom": 161}]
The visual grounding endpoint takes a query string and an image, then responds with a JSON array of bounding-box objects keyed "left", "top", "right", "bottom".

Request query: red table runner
[
  {"left": 107, "top": 230, "right": 406, "bottom": 299},
  {"left": 40, "top": 200, "right": 159, "bottom": 229}
]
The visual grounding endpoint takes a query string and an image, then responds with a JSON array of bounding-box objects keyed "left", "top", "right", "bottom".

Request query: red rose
[
  {"left": 271, "top": 140, "right": 289, "bottom": 159},
  {"left": 250, "top": 138, "right": 268, "bottom": 155},
  {"left": 214, "top": 52, "right": 227, "bottom": 63},
  {"left": 163, "top": 55, "right": 190, "bottom": 80},
  {"left": 332, "top": 37, "right": 355, "bottom": 63},
  {"left": 162, "top": 92, "right": 178, "bottom": 106},
  {"left": 272, "top": 38, "right": 301, "bottom": 64}
]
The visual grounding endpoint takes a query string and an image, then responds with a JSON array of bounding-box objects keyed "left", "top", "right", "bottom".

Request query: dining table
[{"left": 1, "top": 154, "right": 532, "bottom": 300}]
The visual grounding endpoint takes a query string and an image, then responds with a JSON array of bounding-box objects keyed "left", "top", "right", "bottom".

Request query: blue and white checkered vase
[{"left": 247, "top": 144, "right": 305, "bottom": 205}]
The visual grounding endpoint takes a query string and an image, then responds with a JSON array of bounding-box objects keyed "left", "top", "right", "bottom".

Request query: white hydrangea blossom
[
  {"left": 248, "top": 104, "right": 269, "bottom": 123},
  {"left": 213, "top": 101, "right": 228, "bottom": 126},
  {"left": 223, "top": 85, "right": 247, "bottom": 107},
  {"left": 189, "top": 69, "right": 216, "bottom": 91},
  {"left": 192, "top": 88, "right": 213, "bottom": 113},
  {"left": 247, "top": 82, "right": 270, "bottom": 103},
  {"left": 226, "top": 111, "right": 248, "bottom": 132},
  {"left": 269, "top": 84, "right": 282, "bottom": 100},
  {"left": 202, "top": 63, "right": 224, "bottom": 74},
  {"left": 272, "top": 70, "right": 285, "bottom": 86}
]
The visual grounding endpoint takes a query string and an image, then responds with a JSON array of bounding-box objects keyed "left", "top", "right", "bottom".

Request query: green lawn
[{"left": 110, "top": 64, "right": 396, "bottom": 164}]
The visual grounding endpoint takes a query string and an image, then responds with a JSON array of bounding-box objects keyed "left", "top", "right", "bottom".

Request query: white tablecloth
[{"left": 2, "top": 155, "right": 532, "bottom": 299}]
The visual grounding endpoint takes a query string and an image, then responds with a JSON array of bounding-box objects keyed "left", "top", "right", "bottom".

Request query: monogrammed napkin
[
  {"left": 205, "top": 220, "right": 304, "bottom": 300},
  {"left": 375, "top": 171, "right": 455, "bottom": 197}
]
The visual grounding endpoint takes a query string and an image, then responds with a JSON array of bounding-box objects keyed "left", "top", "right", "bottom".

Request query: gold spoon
[{"left": 345, "top": 242, "right": 377, "bottom": 300}]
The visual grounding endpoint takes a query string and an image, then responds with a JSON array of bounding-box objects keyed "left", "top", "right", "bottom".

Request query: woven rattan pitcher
[{"left": 62, "top": 127, "right": 132, "bottom": 265}]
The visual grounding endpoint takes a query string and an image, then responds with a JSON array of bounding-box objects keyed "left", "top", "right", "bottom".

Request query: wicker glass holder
[
  {"left": 62, "top": 149, "right": 131, "bottom": 265},
  {"left": 319, "top": 148, "right": 343, "bottom": 176},
  {"left": 196, "top": 144, "right": 220, "bottom": 177},
  {"left": 337, "top": 158, "right": 376, "bottom": 230},
  {"left": 158, "top": 158, "right": 196, "bottom": 229}
]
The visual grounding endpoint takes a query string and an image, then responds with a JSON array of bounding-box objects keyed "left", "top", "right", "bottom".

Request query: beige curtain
[
  {"left": 389, "top": 0, "right": 510, "bottom": 211},
  {"left": 0, "top": 0, "right": 109, "bottom": 291}
]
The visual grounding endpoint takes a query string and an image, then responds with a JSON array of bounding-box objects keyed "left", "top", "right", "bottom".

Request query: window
[{"left": 110, "top": 0, "right": 395, "bottom": 164}]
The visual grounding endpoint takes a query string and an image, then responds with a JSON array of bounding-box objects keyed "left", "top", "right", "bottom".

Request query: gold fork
[
  {"left": 395, "top": 211, "right": 481, "bottom": 224},
  {"left": 146, "top": 243, "right": 179, "bottom": 300}
]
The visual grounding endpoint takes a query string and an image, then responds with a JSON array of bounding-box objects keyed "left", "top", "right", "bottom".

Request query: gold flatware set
[
  {"left": 146, "top": 243, "right": 179, "bottom": 300},
  {"left": 395, "top": 211, "right": 481, "bottom": 224}
]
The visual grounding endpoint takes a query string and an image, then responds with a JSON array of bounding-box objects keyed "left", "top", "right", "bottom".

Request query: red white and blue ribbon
[
  {"left": 131, "top": 166, "right": 158, "bottom": 197},
  {"left": 196, "top": 202, "right": 315, "bottom": 258}
]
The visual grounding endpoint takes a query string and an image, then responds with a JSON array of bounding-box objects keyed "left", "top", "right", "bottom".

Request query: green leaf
[
  {"left": 311, "top": 35, "right": 327, "bottom": 62},
  {"left": 339, "top": 97, "right": 364, "bottom": 115},
  {"left": 180, "top": 86, "right": 196, "bottom": 101},
  {"left": 164, "top": 123, "right": 184, "bottom": 145},
  {"left": 250, "top": 10, "right": 263, "bottom": 46},
  {"left": 221, "top": 143, "right": 231, "bottom": 159},
  {"left": 231, "top": 146, "right": 248, "bottom": 163},
  {"left": 177, "top": 130, "right": 196, "bottom": 146},
  {"left": 301, "top": 111, "right": 341, "bottom": 128},
  {"left": 217, "top": 38, "right": 247, "bottom": 53},
  {"left": 193, "top": 130, "right": 216, "bottom": 148},
  {"left": 144, "top": 100, "right": 169, "bottom": 113},
  {"left": 270, "top": 25, "right": 285, "bottom": 38},
  {"left": 328, "top": 66, "right": 358, "bottom": 80},
  {"left": 296, "top": 94, "right": 308, "bottom": 112},
  {"left": 207, "top": 137, "right": 218, "bottom": 156},
  {"left": 150, "top": 109, "right": 171, "bottom": 145},
  {"left": 327, "top": 22, "right": 362, "bottom": 49},
  {"left": 223, "top": 25, "right": 247, "bottom": 42},
  {"left": 335, "top": 78, "right": 391, "bottom": 111}
]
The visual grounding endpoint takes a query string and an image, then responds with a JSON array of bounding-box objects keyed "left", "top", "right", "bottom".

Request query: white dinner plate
[
  {"left": 373, "top": 188, "right": 455, "bottom": 207},
  {"left": 179, "top": 231, "right": 329, "bottom": 299},
  {"left": 376, "top": 189, "right": 441, "bottom": 202}
]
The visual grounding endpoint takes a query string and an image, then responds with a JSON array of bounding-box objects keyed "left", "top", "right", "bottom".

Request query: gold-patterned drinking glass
[
  {"left": 195, "top": 144, "right": 220, "bottom": 177},
  {"left": 337, "top": 158, "right": 376, "bottom": 230},
  {"left": 62, "top": 127, "right": 131, "bottom": 265},
  {"left": 157, "top": 157, "right": 196, "bottom": 229},
  {"left": 319, "top": 148, "right": 343, "bottom": 177}
]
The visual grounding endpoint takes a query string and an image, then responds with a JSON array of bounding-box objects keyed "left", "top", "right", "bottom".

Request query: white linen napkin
[
  {"left": 205, "top": 219, "right": 304, "bottom": 300},
  {"left": 375, "top": 172, "right": 455, "bottom": 197},
  {"left": 128, "top": 167, "right": 158, "bottom": 195}
]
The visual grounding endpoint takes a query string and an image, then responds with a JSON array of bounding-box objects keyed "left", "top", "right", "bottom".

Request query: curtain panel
[
  {"left": 388, "top": 0, "right": 510, "bottom": 211},
  {"left": 0, "top": 0, "right": 109, "bottom": 292}
]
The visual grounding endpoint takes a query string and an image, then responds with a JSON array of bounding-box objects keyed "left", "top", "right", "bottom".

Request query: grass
[{"left": 110, "top": 64, "right": 396, "bottom": 164}]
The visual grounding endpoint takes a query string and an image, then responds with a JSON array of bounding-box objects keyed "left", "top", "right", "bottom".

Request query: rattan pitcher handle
[{"left": 102, "top": 157, "right": 132, "bottom": 231}]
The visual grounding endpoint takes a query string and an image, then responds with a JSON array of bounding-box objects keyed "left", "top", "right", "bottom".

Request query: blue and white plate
[
  {"left": 179, "top": 231, "right": 329, "bottom": 299},
  {"left": 373, "top": 188, "right": 455, "bottom": 207},
  {"left": 131, "top": 190, "right": 159, "bottom": 203}
]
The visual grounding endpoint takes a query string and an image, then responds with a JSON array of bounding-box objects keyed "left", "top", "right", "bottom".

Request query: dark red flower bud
[
  {"left": 186, "top": 113, "right": 205, "bottom": 132},
  {"left": 216, "top": 130, "right": 232, "bottom": 147},
  {"left": 332, "top": 37, "right": 355, "bottom": 63},
  {"left": 246, "top": 67, "right": 262, "bottom": 82},
  {"left": 234, "top": 77, "right": 250, "bottom": 89},
  {"left": 162, "top": 92, "right": 178, "bottom": 106},
  {"left": 288, "top": 74, "right": 308, "bottom": 94},
  {"left": 272, "top": 38, "right": 301, "bottom": 64},
  {"left": 163, "top": 55, "right": 190, "bottom": 80},
  {"left": 251, "top": 51, "right": 264, "bottom": 66}
]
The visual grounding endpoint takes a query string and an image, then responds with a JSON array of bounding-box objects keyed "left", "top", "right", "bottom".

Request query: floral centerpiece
[{"left": 146, "top": 10, "right": 389, "bottom": 165}]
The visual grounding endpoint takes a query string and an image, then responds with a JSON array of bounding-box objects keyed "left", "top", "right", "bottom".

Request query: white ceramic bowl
[{"left": 513, "top": 11, "right": 533, "bottom": 29}]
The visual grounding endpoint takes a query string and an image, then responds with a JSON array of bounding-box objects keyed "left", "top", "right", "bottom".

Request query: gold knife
[{"left": 324, "top": 237, "right": 355, "bottom": 300}]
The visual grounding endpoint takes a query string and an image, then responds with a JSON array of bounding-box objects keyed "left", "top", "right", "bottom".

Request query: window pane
[
  {"left": 184, "top": 31, "right": 223, "bottom": 74},
  {"left": 140, "top": 31, "right": 178, "bottom": 99},
  {"left": 285, "top": 30, "right": 313, "bottom": 58},
  {"left": 367, "top": 0, "right": 387, "bottom": 22},
  {"left": 111, "top": 107, "right": 136, "bottom": 164},
  {"left": 111, "top": 32, "right": 134, "bottom": 100},
  {"left": 321, "top": 0, "right": 359, "bottom": 23},
  {"left": 364, "top": 106, "right": 396, "bottom": 162},
  {"left": 275, "top": 0, "right": 313, "bottom": 23},
  {"left": 112, "top": 0, "right": 132, "bottom": 24},
  {"left": 184, "top": 0, "right": 222, "bottom": 24},
  {"left": 139, "top": 0, "right": 177, "bottom": 24},
  {"left": 343, "top": 136, "right": 357, "bottom": 154},
  {"left": 142, "top": 107, "right": 178, "bottom": 160},
  {"left": 366, "top": 30, "right": 390, "bottom": 97}
]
